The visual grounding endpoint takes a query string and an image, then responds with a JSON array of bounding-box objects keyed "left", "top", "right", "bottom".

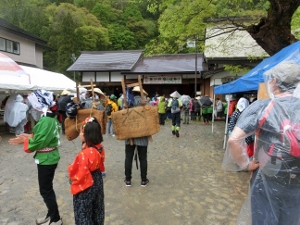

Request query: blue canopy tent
[
  {"left": 213, "top": 41, "right": 300, "bottom": 148},
  {"left": 214, "top": 41, "right": 300, "bottom": 95}
]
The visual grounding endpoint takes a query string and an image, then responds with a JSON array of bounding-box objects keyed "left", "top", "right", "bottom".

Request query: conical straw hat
[{"left": 170, "top": 91, "right": 181, "bottom": 98}]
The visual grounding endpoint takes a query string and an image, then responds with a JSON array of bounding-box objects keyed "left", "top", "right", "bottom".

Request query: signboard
[{"left": 144, "top": 75, "right": 182, "bottom": 84}]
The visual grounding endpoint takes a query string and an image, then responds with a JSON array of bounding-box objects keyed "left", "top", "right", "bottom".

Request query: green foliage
[
  {"left": 76, "top": 26, "right": 110, "bottom": 50},
  {"left": 107, "top": 24, "right": 136, "bottom": 50},
  {"left": 92, "top": 3, "right": 120, "bottom": 27},
  {"left": 144, "top": 37, "right": 181, "bottom": 55},
  {"left": 121, "top": 4, "right": 143, "bottom": 22},
  {"left": 74, "top": 0, "right": 98, "bottom": 11},
  {"left": 292, "top": 7, "right": 300, "bottom": 39},
  {"left": 223, "top": 64, "right": 250, "bottom": 74},
  {"left": 0, "top": 0, "right": 51, "bottom": 38},
  {"left": 145, "top": 0, "right": 269, "bottom": 55},
  {"left": 2, "top": 0, "right": 299, "bottom": 76},
  {"left": 151, "top": 0, "right": 216, "bottom": 54},
  {"left": 43, "top": 3, "right": 109, "bottom": 73}
]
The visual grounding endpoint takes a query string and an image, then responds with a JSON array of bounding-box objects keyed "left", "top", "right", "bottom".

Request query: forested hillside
[{"left": 1, "top": 0, "right": 299, "bottom": 77}]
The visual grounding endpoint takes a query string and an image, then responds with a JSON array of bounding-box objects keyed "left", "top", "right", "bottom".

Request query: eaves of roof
[
  {"left": 130, "top": 54, "right": 207, "bottom": 73},
  {"left": 205, "top": 56, "right": 265, "bottom": 65},
  {"left": 0, "top": 18, "right": 47, "bottom": 47},
  {"left": 67, "top": 50, "right": 143, "bottom": 72},
  {"left": 201, "top": 67, "right": 225, "bottom": 78}
]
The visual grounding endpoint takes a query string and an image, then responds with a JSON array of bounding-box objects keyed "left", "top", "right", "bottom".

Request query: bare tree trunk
[{"left": 247, "top": 0, "right": 300, "bottom": 55}]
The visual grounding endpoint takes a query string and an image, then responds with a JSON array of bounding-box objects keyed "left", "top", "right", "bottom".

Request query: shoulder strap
[
  {"left": 257, "top": 101, "right": 275, "bottom": 132},
  {"left": 255, "top": 101, "right": 275, "bottom": 157}
]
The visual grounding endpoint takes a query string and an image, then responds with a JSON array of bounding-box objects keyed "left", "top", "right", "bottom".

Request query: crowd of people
[{"left": 1, "top": 60, "right": 300, "bottom": 225}]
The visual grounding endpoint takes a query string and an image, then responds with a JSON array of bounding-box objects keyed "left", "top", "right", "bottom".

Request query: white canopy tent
[{"left": 20, "top": 66, "right": 85, "bottom": 92}]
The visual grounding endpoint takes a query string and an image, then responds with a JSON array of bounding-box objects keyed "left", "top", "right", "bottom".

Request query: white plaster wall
[
  {"left": 1, "top": 30, "right": 41, "bottom": 66},
  {"left": 96, "top": 72, "right": 109, "bottom": 82}
]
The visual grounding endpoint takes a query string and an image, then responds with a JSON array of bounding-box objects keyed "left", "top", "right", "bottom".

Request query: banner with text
[{"left": 144, "top": 75, "right": 182, "bottom": 84}]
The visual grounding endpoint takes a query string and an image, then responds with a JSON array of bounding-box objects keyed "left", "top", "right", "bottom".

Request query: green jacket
[
  {"left": 26, "top": 116, "right": 61, "bottom": 165},
  {"left": 207, "top": 106, "right": 213, "bottom": 113},
  {"left": 158, "top": 97, "right": 166, "bottom": 114},
  {"left": 223, "top": 102, "right": 228, "bottom": 114}
]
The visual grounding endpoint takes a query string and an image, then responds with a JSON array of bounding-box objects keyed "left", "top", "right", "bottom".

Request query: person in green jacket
[
  {"left": 9, "top": 89, "right": 62, "bottom": 225},
  {"left": 207, "top": 105, "right": 213, "bottom": 121},
  {"left": 158, "top": 96, "right": 166, "bottom": 125}
]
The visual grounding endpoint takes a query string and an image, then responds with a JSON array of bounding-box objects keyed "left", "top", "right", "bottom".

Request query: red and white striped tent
[{"left": 0, "top": 52, "right": 33, "bottom": 90}]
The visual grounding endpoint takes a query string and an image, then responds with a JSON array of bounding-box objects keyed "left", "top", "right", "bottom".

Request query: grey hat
[{"left": 264, "top": 61, "right": 300, "bottom": 84}]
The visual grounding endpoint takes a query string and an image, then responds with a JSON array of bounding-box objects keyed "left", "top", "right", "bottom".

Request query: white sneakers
[
  {"left": 36, "top": 216, "right": 62, "bottom": 225},
  {"left": 36, "top": 216, "right": 49, "bottom": 225},
  {"left": 48, "top": 219, "right": 63, "bottom": 225}
]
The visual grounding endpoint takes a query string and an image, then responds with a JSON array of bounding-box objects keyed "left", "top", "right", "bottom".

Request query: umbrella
[
  {"left": 0, "top": 53, "right": 33, "bottom": 90},
  {"left": 199, "top": 96, "right": 212, "bottom": 107},
  {"left": 179, "top": 94, "right": 191, "bottom": 105}
]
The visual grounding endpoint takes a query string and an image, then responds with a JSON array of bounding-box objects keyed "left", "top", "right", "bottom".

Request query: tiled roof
[
  {"left": 67, "top": 51, "right": 208, "bottom": 73},
  {"left": 130, "top": 54, "right": 207, "bottom": 73},
  {"left": 0, "top": 18, "right": 47, "bottom": 46},
  {"left": 67, "top": 50, "right": 143, "bottom": 71}
]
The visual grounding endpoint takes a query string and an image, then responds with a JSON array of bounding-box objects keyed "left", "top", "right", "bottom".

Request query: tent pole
[
  {"left": 212, "top": 94, "right": 215, "bottom": 134},
  {"left": 223, "top": 99, "right": 230, "bottom": 149}
]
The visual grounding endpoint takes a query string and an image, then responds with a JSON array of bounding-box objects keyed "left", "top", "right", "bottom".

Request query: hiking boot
[
  {"left": 124, "top": 179, "right": 131, "bottom": 187},
  {"left": 36, "top": 215, "right": 50, "bottom": 225},
  {"left": 141, "top": 179, "right": 149, "bottom": 187},
  {"left": 172, "top": 130, "right": 175, "bottom": 135},
  {"left": 175, "top": 130, "right": 179, "bottom": 137}
]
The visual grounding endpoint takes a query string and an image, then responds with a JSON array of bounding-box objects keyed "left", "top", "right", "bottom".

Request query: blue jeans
[{"left": 107, "top": 118, "right": 114, "bottom": 134}]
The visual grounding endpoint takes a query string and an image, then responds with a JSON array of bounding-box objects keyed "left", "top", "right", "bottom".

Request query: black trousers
[
  {"left": 203, "top": 113, "right": 210, "bottom": 122},
  {"left": 61, "top": 112, "right": 67, "bottom": 133},
  {"left": 171, "top": 112, "right": 181, "bottom": 127},
  {"left": 37, "top": 164, "right": 60, "bottom": 222},
  {"left": 159, "top": 113, "right": 165, "bottom": 125},
  {"left": 125, "top": 145, "right": 148, "bottom": 181}
]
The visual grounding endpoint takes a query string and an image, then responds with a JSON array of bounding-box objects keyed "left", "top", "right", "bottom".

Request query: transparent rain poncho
[
  {"left": 222, "top": 61, "right": 300, "bottom": 225},
  {"left": 179, "top": 94, "right": 192, "bottom": 105}
]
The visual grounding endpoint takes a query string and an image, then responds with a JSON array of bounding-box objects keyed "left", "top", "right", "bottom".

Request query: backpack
[
  {"left": 105, "top": 103, "right": 113, "bottom": 116},
  {"left": 183, "top": 102, "right": 190, "bottom": 111},
  {"left": 257, "top": 101, "right": 300, "bottom": 183},
  {"left": 171, "top": 98, "right": 180, "bottom": 113},
  {"left": 194, "top": 101, "right": 201, "bottom": 112}
]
